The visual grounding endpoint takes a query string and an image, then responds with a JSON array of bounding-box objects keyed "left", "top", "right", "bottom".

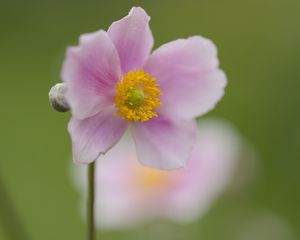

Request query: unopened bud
[{"left": 49, "top": 83, "right": 70, "bottom": 112}]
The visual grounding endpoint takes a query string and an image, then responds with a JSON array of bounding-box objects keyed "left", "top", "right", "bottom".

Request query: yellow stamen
[
  {"left": 136, "top": 167, "right": 170, "bottom": 189},
  {"left": 114, "top": 70, "right": 162, "bottom": 122}
]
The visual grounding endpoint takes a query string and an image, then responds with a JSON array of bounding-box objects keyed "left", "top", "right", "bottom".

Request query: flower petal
[
  {"left": 62, "top": 30, "right": 121, "bottom": 119},
  {"left": 164, "top": 119, "right": 241, "bottom": 222},
  {"left": 145, "top": 36, "right": 226, "bottom": 119},
  {"left": 68, "top": 107, "right": 127, "bottom": 164},
  {"left": 108, "top": 7, "right": 153, "bottom": 73},
  {"left": 94, "top": 136, "right": 143, "bottom": 229},
  {"left": 131, "top": 116, "right": 197, "bottom": 170}
]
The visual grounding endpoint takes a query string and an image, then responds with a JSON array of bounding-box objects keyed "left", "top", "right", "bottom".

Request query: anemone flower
[
  {"left": 62, "top": 7, "right": 227, "bottom": 169},
  {"left": 72, "top": 119, "right": 241, "bottom": 228}
]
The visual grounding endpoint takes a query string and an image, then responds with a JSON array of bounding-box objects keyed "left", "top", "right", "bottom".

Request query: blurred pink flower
[
  {"left": 62, "top": 7, "right": 226, "bottom": 169},
  {"left": 72, "top": 119, "right": 241, "bottom": 228}
]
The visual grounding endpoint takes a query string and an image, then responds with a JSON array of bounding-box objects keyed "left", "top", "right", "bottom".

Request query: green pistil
[{"left": 126, "top": 87, "right": 144, "bottom": 108}]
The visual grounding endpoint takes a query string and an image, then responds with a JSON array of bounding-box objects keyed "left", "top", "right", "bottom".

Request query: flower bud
[{"left": 49, "top": 83, "right": 70, "bottom": 112}]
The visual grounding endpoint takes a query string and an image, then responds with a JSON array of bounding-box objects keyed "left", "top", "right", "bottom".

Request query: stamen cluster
[{"left": 114, "top": 70, "right": 162, "bottom": 122}]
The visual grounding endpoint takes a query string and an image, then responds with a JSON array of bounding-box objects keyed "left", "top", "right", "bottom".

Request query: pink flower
[
  {"left": 62, "top": 7, "right": 227, "bottom": 169},
  {"left": 72, "top": 120, "right": 241, "bottom": 228}
]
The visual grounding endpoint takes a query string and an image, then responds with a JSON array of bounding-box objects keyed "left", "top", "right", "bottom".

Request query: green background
[{"left": 0, "top": 0, "right": 299, "bottom": 239}]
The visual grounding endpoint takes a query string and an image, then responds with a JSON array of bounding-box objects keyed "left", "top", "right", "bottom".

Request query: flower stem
[
  {"left": 87, "top": 162, "right": 95, "bottom": 240},
  {"left": 0, "top": 173, "right": 30, "bottom": 240}
]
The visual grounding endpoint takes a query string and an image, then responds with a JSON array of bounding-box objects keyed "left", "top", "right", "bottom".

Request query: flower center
[
  {"left": 114, "top": 70, "right": 162, "bottom": 122},
  {"left": 126, "top": 87, "right": 144, "bottom": 108},
  {"left": 137, "top": 167, "right": 170, "bottom": 189}
]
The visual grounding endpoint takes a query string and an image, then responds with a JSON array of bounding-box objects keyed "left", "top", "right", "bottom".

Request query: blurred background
[{"left": 0, "top": 0, "right": 299, "bottom": 239}]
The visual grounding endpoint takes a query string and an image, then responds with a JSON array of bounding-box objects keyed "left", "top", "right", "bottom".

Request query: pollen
[{"left": 114, "top": 70, "right": 162, "bottom": 122}]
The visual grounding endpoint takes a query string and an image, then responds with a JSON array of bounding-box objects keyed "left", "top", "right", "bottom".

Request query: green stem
[
  {"left": 0, "top": 173, "right": 30, "bottom": 240},
  {"left": 87, "top": 162, "right": 95, "bottom": 240}
]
